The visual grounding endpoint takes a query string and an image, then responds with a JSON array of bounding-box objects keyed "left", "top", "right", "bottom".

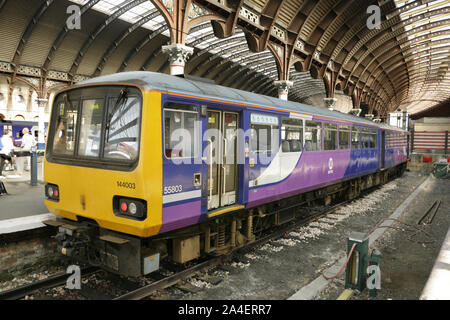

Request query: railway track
[
  {"left": 0, "top": 267, "right": 100, "bottom": 300},
  {"left": 114, "top": 201, "right": 347, "bottom": 300},
  {"left": 0, "top": 199, "right": 350, "bottom": 300}
]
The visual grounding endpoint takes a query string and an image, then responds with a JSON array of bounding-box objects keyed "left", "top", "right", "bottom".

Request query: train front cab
[{"left": 43, "top": 85, "right": 166, "bottom": 277}]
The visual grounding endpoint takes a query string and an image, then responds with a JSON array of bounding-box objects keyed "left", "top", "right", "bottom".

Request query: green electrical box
[
  {"left": 433, "top": 161, "right": 450, "bottom": 178},
  {"left": 345, "top": 232, "right": 369, "bottom": 291}
]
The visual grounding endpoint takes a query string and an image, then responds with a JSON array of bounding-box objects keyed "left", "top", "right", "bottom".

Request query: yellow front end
[{"left": 44, "top": 90, "right": 163, "bottom": 238}]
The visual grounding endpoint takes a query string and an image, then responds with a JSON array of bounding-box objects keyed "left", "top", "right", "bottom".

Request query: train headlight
[
  {"left": 45, "top": 183, "right": 60, "bottom": 201},
  {"left": 129, "top": 202, "right": 137, "bottom": 215},
  {"left": 113, "top": 196, "right": 146, "bottom": 220}
]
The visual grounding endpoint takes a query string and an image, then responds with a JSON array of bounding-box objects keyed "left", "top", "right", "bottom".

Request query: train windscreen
[{"left": 46, "top": 86, "right": 142, "bottom": 170}]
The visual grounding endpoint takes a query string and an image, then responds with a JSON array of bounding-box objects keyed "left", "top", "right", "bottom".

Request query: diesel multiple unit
[{"left": 43, "top": 71, "right": 409, "bottom": 277}]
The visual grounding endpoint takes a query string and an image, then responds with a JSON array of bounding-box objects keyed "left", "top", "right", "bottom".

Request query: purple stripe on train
[
  {"left": 247, "top": 149, "right": 351, "bottom": 207},
  {"left": 159, "top": 200, "right": 201, "bottom": 234}
]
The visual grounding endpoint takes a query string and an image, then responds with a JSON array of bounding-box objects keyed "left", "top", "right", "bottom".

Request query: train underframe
[{"left": 46, "top": 163, "right": 407, "bottom": 278}]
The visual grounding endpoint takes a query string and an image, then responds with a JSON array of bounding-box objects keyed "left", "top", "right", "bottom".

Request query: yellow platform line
[{"left": 337, "top": 289, "right": 354, "bottom": 300}]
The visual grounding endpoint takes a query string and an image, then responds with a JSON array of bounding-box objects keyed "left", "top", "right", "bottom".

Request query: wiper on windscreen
[{"left": 106, "top": 88, "right": 128, "bottom": 142}]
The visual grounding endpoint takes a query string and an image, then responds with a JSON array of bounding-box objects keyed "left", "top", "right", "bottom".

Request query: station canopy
[{"left": 0, "top": 0, "right": 448, "bottom": 117}]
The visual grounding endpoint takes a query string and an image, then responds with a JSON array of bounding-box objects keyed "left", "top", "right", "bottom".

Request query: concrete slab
[
  {"left": 420, "top": 226, "right": 450, "bottom": 300},
  {"left": 0, "top": 164, "right": 48, "bottom": 221},
  {"left": 288, "top": 175, "right": 432, "bottom": 300},
  {"left": 0, "top": 213, "right": 55, "bottom": 234}
]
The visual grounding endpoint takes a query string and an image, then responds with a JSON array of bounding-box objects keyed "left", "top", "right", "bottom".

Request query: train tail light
[
  {"left": 45, "top": 183, "right": 60, "bottom": 201},
  {"left": 114, "top": 196, "right": 147, "bottom": 220}
]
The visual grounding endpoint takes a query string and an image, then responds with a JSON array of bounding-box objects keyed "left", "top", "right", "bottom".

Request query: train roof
[{"left": 76, "top": 71, "right": 406, "bottom": 132}]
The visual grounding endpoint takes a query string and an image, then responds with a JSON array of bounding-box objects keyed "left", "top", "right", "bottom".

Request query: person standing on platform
[
  {"left": 0, "top": 129, "right": 15, "bottom": 178},
  {"left": 19, "top": 128, "right": 36, "bottom": 172}
]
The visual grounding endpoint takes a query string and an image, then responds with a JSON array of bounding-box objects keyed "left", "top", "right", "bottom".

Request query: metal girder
[
  {"left": 42, "top": 0, "right": 100, "bottom": 76},
  {"left": 363, "top": 45, "right": 450, "bottom": 96},
  {"left": 0, "top": 0, "right": 7, "bottom": 13},
  {"left": 315, "top": 0, "right": 364, "bottom": 60},
  {"left": 364, "top": 45, "right": 450, "bottom": 110},
  {"left": 191, "top": 34, "right": 245, "bottom": 60},
  {"left": 197, "top": 51, "right": 269, "bottom": 78},
  {"left": 93, "top": 8, "right": 161, "bottom": 77},
  {"left": 224, "top": 60, "right": 276, "bottom": 87},
  {"left": 118, "top": 25, "right": 169, "bottom": 73},
  {"left": 189, "top": 36, "right": 247, "bottom": 73},
  {"left": 346, "top": 13, "right": 450, "bottom": 90},
  {"left": 2, "top": 0, "right": 447, "bottom": 116},
  {"left": 356, "top": 30, "right": 450, "bottom": 91},
  {"left": 187, "top": 32, "right": 217, "bottom": 47},
  {"left": 12, "top": 0, "right": 56, "bottom": 79},
  {"left": 333, "top": 0, "right": 448, "bottom": 112},
  {"left": 68, "top": 0, "right": 148, "bottom": 79}
]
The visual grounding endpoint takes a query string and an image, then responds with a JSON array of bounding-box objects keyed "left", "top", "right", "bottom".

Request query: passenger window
[
  {"left": 351, "top": 127, "right": 361, "bottom": 149},
  {"left": 250, "top": 124, "right": 275, "bottom": 153},
  {"left": 78, "top": 98, "right": 105, "bottom": 157},
  {"left": 164, "top": 103, "right": 199, "bottom": 159},
  {"left": 52, "top": 97, "right": 79, "bottom": 156},
  {"left": 104, "top": 95, "right": 140, "bottom": 161},
  {"left": 361, "top": 128, "right": 371, "bottom": 149},
  {"left": 281, "top": 118, "right": 303, "bottom": 153},
  {"left": 369, "top": 129, "right": 377, "bottom": 149},
  {"left": 324, "top": 123, "right": 337, "bottom": 150},
  {"left": 339, "top": 125, "right": 350, "bottom": 149},
  {"left": 250, "top": 113, "right": 279, "bottom": 154},
  {"left": 305, "top": 121, "right": 322, "bottom": 151}
]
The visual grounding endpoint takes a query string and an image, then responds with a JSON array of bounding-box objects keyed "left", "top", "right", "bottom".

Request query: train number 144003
[
  {"left": 117, "top": 181, "right": 136, "bottom": 189},
  {"left": 164, "top": 185, "right": 182, "bottom": 194}
]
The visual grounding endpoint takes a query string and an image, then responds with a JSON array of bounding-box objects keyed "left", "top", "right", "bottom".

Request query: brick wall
[{"left": 0, "top": 228, "right": 63, "bottom": 280}]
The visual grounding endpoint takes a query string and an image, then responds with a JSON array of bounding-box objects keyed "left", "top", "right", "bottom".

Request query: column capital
[
  {"left": 35, "top": 98, "right": 48, "bottom": 107},
  {"left": 274, "top": 80, "right": 293, "bottom": 101},
  {"left": 162, "top": 44, "right": 194, "bottom": 76},
  {"left": 349, "top": 109, "right": 362, "bottom": 117},
  {"left": 324, "top": 97, "right": 337, "bottom": 110}
]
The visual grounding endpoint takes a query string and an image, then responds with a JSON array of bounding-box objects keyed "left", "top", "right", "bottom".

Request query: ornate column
[
  {"left": 162, "top": 44, "right": 194, "bottom": 76},
  {"left": 35, "top": 98, "right": 48, "bottom": 150},
  {"left": 274, "top": 80, "right": 293, "bottom": 101},
  {"left": 27, "top": 89, "right": 33, "bottom": 114},
  {"left": 324, "top": 97, "right": 337, "bottom": 111}
]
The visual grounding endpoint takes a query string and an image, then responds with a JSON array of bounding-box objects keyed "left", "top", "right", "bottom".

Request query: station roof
[
  {"left": 0, "top": 0, "right": 448, "bottom": 117},
  {"left": 77, "top": 70, "right": 406, "bottom": 131}
]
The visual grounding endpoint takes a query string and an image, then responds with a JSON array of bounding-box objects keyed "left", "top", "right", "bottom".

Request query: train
[
  {"left": 43, "top": 71, "right": 409, "bottom": 277},
  {"left": 0, "top": 120, "right": 48, "bottom": 147}
]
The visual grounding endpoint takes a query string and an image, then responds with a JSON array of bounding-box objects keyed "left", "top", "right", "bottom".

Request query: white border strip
[
  {"left": 163, "top": 189, "right": 202, "bottom": 204},
  {"left": 420, "top": 226, "right": 450, "bottom": 300},
  {"left": 288, "top": 175, "right": 432, "bottom": 300},
  {"left": 290, "top": 112, "right": 313, "bottom": 120},
  {"left": 0, "top": 213, "right": 56, "bottom": 235}
]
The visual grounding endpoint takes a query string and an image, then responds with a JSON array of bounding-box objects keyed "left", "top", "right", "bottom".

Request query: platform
[
  {"left": 0, "top": 163, "right": 49, "bottom": 223},
  {"left": 420, "top": 226, "right": 450, "bottom": 300}
]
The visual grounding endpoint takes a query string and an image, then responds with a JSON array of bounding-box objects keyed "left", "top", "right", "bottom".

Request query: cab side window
[{"left": 164, "top": 103, "right": 199, "bottom": 159}]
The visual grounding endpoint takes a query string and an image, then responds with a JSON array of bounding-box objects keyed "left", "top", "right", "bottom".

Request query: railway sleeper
[{"left": 44, "top": 163, "right": 406, "bottom": 278}]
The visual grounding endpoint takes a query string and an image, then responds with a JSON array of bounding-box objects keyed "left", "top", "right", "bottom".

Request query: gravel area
[
  {"left": 151, "top": 171, "right": 432, "bottom": 300},
  {"left": 2, "top": 170, "right": 442, "bottom": 300},
  {"left": 318, "top": 172, "right": 450, "bottom": 300}
]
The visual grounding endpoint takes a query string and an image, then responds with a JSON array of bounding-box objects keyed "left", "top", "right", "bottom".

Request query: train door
[
  {"left": 206, "top": 110, "right": 239, "bottom": 211},
  {"left": 381, "top": 130, "right": 385, "bottom": 169}
]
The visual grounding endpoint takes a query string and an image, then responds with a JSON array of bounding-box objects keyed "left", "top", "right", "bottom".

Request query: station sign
[{"left": 251, "top": 113, "right": 278, "bottom": 126}]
